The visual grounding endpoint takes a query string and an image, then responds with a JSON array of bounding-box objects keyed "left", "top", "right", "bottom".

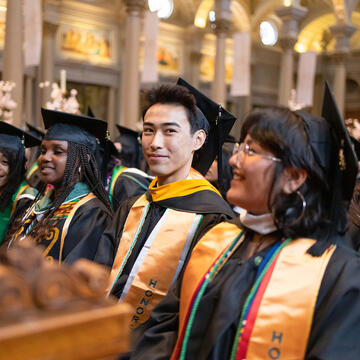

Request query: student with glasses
[{"left": 131, "top": 85, "right": 360, "bottom": 360}]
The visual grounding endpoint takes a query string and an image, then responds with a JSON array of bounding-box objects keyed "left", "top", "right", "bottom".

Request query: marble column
[
  {"left": 40, "top": 21, "right": 59, "bottom": 106},
  {"left": 3, "top": 0, "right": 24, "bottom": 127},
  {"left": 120, "top": 0, "right": 146, "bottom": 129},
  {"left": 212, "top": 18, "right": 230, "bottom": 106},
  {"left": 25, "top": 76, "right": 34, "bottom": 124},
  {"left": 275, "top": 4, "right": 307, "bottom": 107},
  {"left": 184, "top": 26, "right": 204, "bottom": 88},
  {"left": 107, "top": 86, "right": 116, "bottom": 137},
  {"left": 329, "top": 24, "right": 357, "bottom": 115}
]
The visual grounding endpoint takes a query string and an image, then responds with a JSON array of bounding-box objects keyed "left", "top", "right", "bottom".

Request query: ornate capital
[
  {"left": 330, "top": 24, "right": 357, "bottom": 54},
  {"left": 123, "top": 0, "right": 146, "bottom": 15}
]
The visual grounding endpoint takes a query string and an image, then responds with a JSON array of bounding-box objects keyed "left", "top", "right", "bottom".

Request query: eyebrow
[{"left": 143, "top": 121, "right": 181, "bottom": 128}]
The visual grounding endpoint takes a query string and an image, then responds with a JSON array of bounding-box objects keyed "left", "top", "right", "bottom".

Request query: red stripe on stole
[{"left": 236, "top": 252, "right": 281, "bottom": 360}]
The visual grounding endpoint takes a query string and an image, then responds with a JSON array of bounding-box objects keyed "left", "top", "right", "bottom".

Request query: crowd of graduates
[{"left": 0, "top": 78, "right": 359, "bottom": 359}]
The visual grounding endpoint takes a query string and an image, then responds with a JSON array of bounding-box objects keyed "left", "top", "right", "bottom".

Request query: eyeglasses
[{"left": 232, "top": 142, "right": 281, "bottom": 167}]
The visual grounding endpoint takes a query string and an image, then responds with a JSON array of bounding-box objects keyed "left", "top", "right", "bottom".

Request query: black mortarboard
[
  {"left": 176, "top": 78, "right": 236, "bottom": 181},
  {"left": 41, "top": 108, "right": 107, "bottom": 152},
  {"left": 0, "top": 121, "right": 41, "bottom": 152},
  {"left": 26, "top": 122, "right": 45, "bottom": 141},
  {"left": 351, "top": 137, "right": 360, "bottom": 160},
  {"left": 115, "top": 124, "right": 141, "bottom": 168},
  {"left": 321, "top": 82, "right": 358, "bottom": 202}
]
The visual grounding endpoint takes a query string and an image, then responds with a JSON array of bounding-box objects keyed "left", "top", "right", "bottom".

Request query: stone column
[
  {"left": 275, "top": 4, "right": 307, "bottom": 107},
  {"left": 212, "top": 18, "right": 230, "bottom": 106},
  {"left": 3, "top": 0, "right": 24, "bottom": 127},
  {"left": 184, "top": 26, "right": 204, "bottom": 88},
  {"left": 107, "top": 86, "right": 116, "bottom": 137},
  {"left": 25, "top": 76, "right": 33, "bottom": 124},
  {"left": 329, "top": 24, "right": 357, "bottom": 115},
  {"left": 119, "top": 0, "right": 146, "bottom": 129},
  {"left": 40, "top": 21, "right": 59, "bottom": 106}
]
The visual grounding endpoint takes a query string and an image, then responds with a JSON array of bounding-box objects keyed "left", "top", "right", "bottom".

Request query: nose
[
  {"left": 39, "top": 150, "right": 52, "bottom": 163},
  {"left": 229, "top": 153, "right": 242, "bottom": 169},
  {"left": 149, "top": 131, "right": 164, "bottom": 150}
]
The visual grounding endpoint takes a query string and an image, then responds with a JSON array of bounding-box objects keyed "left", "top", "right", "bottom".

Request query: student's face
[
  {"left": 142, "top": 104, "right": 205, "bottom": 186},
  {"left": 0, "top": 151, "right": 9, "bottom": 190},
  {"left": 227, "top": 135, "right": 279, "bottom": 214},
  {"left": 38, "top": 140, "right": 68, "bottom": 188}
]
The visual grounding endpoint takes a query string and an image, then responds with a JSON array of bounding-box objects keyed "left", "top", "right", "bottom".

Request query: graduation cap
[
  {"left": 321, "top": 82, "right": 358, "bottom": 203},
  {"left": 115, "top": 124, "right": 141, "bottom": 168},
  {"left": 87, "top": 106, "right": 119, "bottom": 157},
  {"left": 26, "top": 122, "right": 45, "bottom": 141},
  {"left": 0, "top": 121, "right": 41, "bottom": 152},
  {"left": 176, "top": 78, "right": 236, "bottom": 182},
  {"left": 41, "top": 108, "right": 107, "bottom": 152}
]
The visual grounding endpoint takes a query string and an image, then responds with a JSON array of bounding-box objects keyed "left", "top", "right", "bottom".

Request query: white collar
[{"left": 239, "top": 210, "right": 277, "bottom": 235}]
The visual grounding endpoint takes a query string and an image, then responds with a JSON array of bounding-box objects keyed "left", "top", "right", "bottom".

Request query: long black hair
[
  {"left": 0, "top": 146, "right": 26, "bottom": 212},
  {"left": 240, "top": 107, "right": 331, "bottom": 244},
  {"left": 6, "top": 141, "right": 112, "bottom": 243}
]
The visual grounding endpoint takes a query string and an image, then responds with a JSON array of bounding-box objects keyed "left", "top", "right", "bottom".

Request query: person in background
[
  {"left": 0, "top": 122, "right": 40, "bottom": 245},
  {"left": 5, "top": 109, "right": 112, "bottom": 264},
  {"left": 25, "top": 122, "right": 45, "bottom": 190},
  {"left": 131, "top": 84, "right": 360, "bottom": 360},
  {"left": 88, "top": 108, "right": 153, "bottom": 212}
]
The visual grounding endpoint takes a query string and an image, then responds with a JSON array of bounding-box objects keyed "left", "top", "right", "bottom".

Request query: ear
[
  {"left": 192, "top": 129, "right": 207, "bottom": 151},
  {"left": 281, "top": 167, "right": 308, "bottom": 194}
]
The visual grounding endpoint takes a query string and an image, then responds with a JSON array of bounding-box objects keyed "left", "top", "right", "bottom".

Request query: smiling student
[
  {"left": 95, "top": 79, "right": 236, "bottom": 327},
  {"left": 0, "top": 122, "right": 40, "bottom": 245},
  {"left": 131, "top": 84, "right": 360, "bottom": 360},
  {"left": 5, "top": 109, "right": 112, "bottom": 264}
]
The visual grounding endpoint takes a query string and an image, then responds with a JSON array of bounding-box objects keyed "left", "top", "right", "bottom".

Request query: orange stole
[
  {"left": 171, "top": 222, "right": 244, "bottom": 360},
  {"left": 172, "top": 223, "right": 335, "bottom": 360},
  {"left": 245, "top": 239, "right": 335, "bottom": 360},
  {"left": 107, "top": 194, "right": 202, "bottom": 327},
  {"left": 107, "top": 195, "right": 150, "bottom": 294}
]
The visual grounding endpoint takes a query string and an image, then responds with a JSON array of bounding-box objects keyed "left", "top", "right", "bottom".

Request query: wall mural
[
  {"left": 58, "top": 23, "right": 114, "bottom": 65},
  {"left": 200, "top": 52, "right": 233, "bottom": 83}
]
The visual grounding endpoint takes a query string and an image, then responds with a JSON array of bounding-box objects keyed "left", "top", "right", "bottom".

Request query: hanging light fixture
[{"left": 148, "top": 0, "right": 174, "bottom": 19}]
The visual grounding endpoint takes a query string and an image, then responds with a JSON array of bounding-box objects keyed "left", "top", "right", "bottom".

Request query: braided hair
[
  {"left": 0, "top": 147, "right": 26, "bottom": 212},
  {"left": 6, "top": 141, "right": 112, "bottom": 244}
]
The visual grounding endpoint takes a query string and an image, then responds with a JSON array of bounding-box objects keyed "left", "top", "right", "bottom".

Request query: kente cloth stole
[
  {"left": 109, "top": 166, "right": 127, "bottom": 202},
  {"left": 14, "top": 194, "right": 95, "bottom": 263},
  {"left": 107, "top": 194, "right": 203, "bottom": 328},
  {"left": 26, "top": 162, "right": 39, "bottom": 180},
  {"left": 171, "top": 224, "right": 336, "bottom": 360},
  {"left": 10, "top": 183, "right": 29, "bottom": 217}
]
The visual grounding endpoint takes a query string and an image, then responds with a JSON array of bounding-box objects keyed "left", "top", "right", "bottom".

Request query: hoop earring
[{"left": 296, "top": 190, "right": 307, "bottom": 221}]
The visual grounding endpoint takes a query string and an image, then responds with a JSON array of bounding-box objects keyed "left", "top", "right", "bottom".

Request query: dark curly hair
[
  {"left": 239, "top": 107, "right": 333, "bottom": 252},
  {"left": 142, "top": 84, "right": 209, "bottom": 135},
  {"left": 0, "top": 146, "right": 26, "bottom": 212},
  {"left": 6, "top": 141, "right": 112, "bottom": 244}
]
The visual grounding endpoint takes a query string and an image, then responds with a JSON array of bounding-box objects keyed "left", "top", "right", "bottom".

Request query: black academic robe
[
  {"left": 111, "top": 169, "right": 153, "bottom": 212},
  {"left": 12, "top": 197, "right": 112, "bottom": 264},
  {"left": 95, "top": 189, "right": 235, "bottom": 299},
  {"left": 131, "top": 220, "right": 360, "bottom": 360}
]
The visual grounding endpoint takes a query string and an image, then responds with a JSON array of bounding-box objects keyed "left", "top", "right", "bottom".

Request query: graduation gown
[
  {"left": 131, "top": 219, "right": 360, "bottom": 360},
  {"left": 10, "top": 182, "right": 112, "bottom": 264},
  {"left": 0, "top": 182, "right": 37, "bottom": 245},
  {"left": 95, "top": 169, "right": 235, "bottom": 325},
  {"left": 108, "top": 166, "right": 153, "bottom": 212}
]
